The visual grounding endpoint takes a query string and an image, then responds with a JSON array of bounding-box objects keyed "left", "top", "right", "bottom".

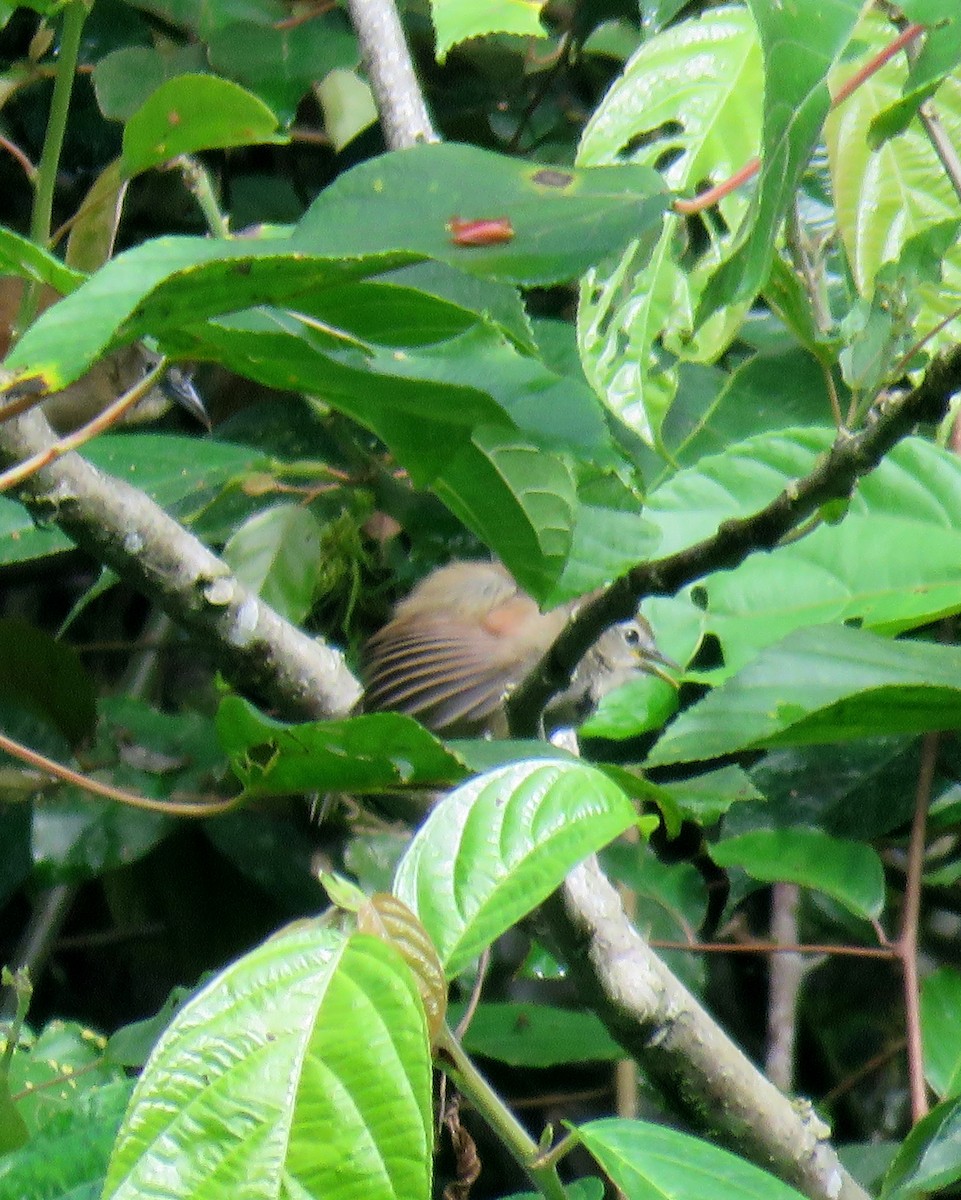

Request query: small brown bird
[{"left": 362, "top": 560, "right": 674, "bottom": 735}]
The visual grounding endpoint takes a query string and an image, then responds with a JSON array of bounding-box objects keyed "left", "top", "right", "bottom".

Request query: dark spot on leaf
[{"left": 532, "top": 168, "right": 573, "bottom": 188}]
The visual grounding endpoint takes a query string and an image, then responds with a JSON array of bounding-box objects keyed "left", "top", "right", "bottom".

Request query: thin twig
[{"left": 897, "top": 730, "right": 937, "bottom": 1123}]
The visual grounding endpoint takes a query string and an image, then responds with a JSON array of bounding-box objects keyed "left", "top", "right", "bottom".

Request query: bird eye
[{"left": 624, "top": 626, "right": 641, "bottom": 646}]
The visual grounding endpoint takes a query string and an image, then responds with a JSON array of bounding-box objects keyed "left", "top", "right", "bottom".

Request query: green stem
[
  {"left": 16, "top": 0, "right": 88, "bottom": 337},
  {"left": 436, "top": 1024, "right": 568, "bottom": 1200},
  {"left": 177, "top": 155, "right": 230, "bottom": 238}
]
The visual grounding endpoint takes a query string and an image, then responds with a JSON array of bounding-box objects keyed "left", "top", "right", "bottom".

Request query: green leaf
[
  {"left": 431, "top": 0, "right": 548, "bottom": 63},
  {"left": 881, "top": 1093, "right": 961, "bottom": 1199},
  {"left": 869, "top": 2, "right": 961, "bottom": 145},
  {"left": 102, "top": 927, "right": 433, "bottom": 1200},
  {"left": 207, "top": 12, "right": 358, "bottom": 122},
  {"left": 0, "top": 618, "right": 95, "bottom": 745},
  {"left": 217, "top": 698, "right": 469, "bottom": 796},
  {"left": 658, "top": 764, "right": 763, "bottom": 826},
  {"left": 710, "top": 827, "right": 885, "bottom": 920},
  {"left": 223, "top": 502, "right": 323, "bottom": 624},
  {"left": 297, "top": 143, "right": 671, "bottom": 287},
  {"left": 577, "top": 1117, "right": 808, "bottom": 1199},
  {"left": 449, "top": 1001, "right": 623, "bottom": 1067},
  {"left": 316, "top": 68, "right": 377, "bottom": 152},
  {"left": 93, "top": 44, "right": 208, "bottom": 121},
  {"left": 647, "top": 625, "right": 961, "bottom": 767},
  {"left": 121, "top": 74, "right": 286, "bottom": 178},
  {"left": 701, "top": 0, "right": 862, "bottom": 314},
  {"left": 922, "top": 968, "right": 961, "bottom": 1100},
  {"left": 0, "top": 1078, "right": 133, "bottom": 1198},
  {"left": 2, "top": 238, "right": 412, "bottom": 393},
  {"left": 0, "top": 226, "right": 84, "bottom": 294},
  {"left": 647, "top": 430, "right": 961, "bottom": 670},
  {"left": 824, "top": 12, "right": 961, "bottom": 356},
  {"left": 174, "top": 314, "right": 583, "bottom": 599},
  {"left": 393, "top": 759, "right": 638, "bottom": 977},
  {"left": 577, "top": 7, "right": 762, "bottom": 442}
]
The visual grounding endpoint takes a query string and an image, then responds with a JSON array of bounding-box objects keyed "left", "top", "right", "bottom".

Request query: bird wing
[{"left": 362, "top": 614, "right": 530, "bottom": 732}]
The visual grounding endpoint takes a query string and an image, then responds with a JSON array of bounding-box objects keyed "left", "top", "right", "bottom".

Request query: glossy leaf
[
  {"left": 102, "top": 926, "right": 433, "bottom": 1200},
  {"left": 922, "top": 968, "right": 961, "bottom": 1100},
  {"left": 647, "top": 625, "right": 961, "bottom": 767},
  {"left": 121, "top": 74, "right": 286, "bottom": 178},
  {"left": 393, "top": 759, "right": 638, "bottom": 977},
  {"left": 577, "top": 1117, "right": 807, "bottom": 1199},
  {"left": 710, "top": 827, "right": 885, "bottom": 920}
]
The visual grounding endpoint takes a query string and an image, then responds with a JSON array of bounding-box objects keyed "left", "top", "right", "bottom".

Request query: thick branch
[
  {"left": 538, "top": 859, "right": 870, "bottom": 1200},
  {"left": 508, "top": 345, "right": 961, "bottom": 735},
  {"left": 0, "top": 409, "right": 361, "bottom": 721}
]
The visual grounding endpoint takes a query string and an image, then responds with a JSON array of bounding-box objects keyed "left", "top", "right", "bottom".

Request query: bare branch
[
  {"left": 346, "top": 0, "right": 438, "bottom": 149},
  {"left": 0, "top": 408, "right": 361, "bottom": 721},
  {"left": 538, "top": 858, "right": 872, "bottom": 1200}
]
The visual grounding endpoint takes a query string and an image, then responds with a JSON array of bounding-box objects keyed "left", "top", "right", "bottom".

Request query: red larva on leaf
[{"left": 446, "top": 216, "right": 514, "bottom": 246}]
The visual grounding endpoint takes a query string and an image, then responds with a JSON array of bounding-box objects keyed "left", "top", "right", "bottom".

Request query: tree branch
[
  {"left": 345, "top": 0, "right": 438, "bottom": 149},
  {"left": 0, "top": 408, "right": 361, "bottom": 721},
  {"left": 538, "top": 858, "right": 871, "bottom": 1200},
  {"left": 507, "top": 345, "right": 961, "bottom": 736}
]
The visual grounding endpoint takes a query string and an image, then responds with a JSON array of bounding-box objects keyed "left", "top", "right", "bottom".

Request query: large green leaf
[
  {"left": 297, "top": 143, "right": 671, "bottom": 287},
  {"left": 393, "top": 760, "right": 640, "bottom": 977},
  {"left": 169, "top": 312, "right": 587, "bottom": 598},
  {"left": 577, "top": 7, "right": 762, "bottom": 443},
  {"left": 217, "top": 697, "right": 468, "bottom": 795},
  {"left": 710, "top": 827, "right": 885, "bottom": 920},
  {"left": 2, "top": 238, "right": 412, "bottom": 393},
  {"left": 102, "top": 927, "right": 433, "bottom": 1200},
  {"left": 647, "top": 625, "right": 961, "bottom": 767},
  {"left": 577, "top": 1118, "right": 807, "bottom": 1199}
]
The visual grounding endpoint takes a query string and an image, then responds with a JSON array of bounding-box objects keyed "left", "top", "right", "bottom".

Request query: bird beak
[
  {"left": 641, "top": 646, "right": 682, "bottom": 690},
  {"left": 161, "top": 366, "right": 209, "bottom": 429}
]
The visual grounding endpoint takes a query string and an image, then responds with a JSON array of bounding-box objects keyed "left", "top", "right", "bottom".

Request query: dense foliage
[{"left": 2, "top": 1, "right": 961, "bottom": 1199}]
